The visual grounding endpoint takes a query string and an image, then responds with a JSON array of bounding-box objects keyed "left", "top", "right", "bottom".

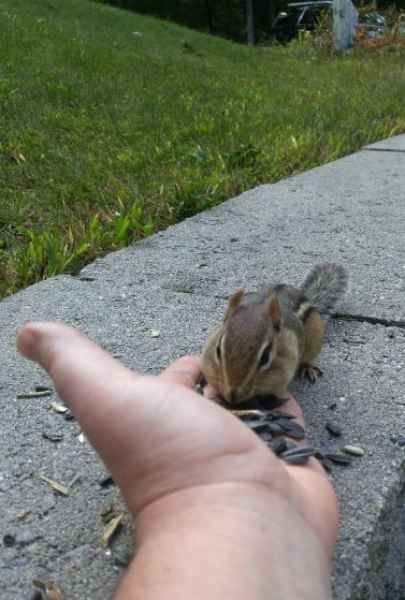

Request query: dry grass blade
[{"left": 39, "top": 475, "right": 69, "bottom": 496}]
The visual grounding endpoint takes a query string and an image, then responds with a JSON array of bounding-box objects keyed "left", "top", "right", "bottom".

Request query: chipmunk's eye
[
  {"left": 215, "top": 341, "right": 222, "bottom": 364},
  {"left": 258, "top": 342, "right": 272, "bottom": 371}
]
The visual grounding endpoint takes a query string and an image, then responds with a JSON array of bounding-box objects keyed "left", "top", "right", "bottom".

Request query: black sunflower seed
[
  {"left": 259, "top": 431, "right": 274, "bottom": 444},
  {"left": 280, "top": 445, "right": 314, "bottom": 465},
  {"left": 268, "top": 410, "right": 295, "bottom": 421},
  {"left": 324, "top": 453, "right": 352, "bottom": 466},
  {"left": 278, "top": 420, "right": 306, "bottom": 440},
  {"left": 269, "top": 437, "right": 289, "bottom": 456},
  {"left": 325, "top": 421, "right": 342, "bottom": 437},
  {"left": 320, "top": 457, "right": 333, "bottom": 472}
]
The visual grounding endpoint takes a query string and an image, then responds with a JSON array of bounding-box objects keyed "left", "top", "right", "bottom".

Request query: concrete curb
[{"left": 1, "top": 135, "right": 405, "bottom": 599}]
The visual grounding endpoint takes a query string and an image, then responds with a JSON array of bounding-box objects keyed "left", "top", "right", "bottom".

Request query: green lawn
[{"left": 1, "top": 0, "right": 405, "bottom": 298}]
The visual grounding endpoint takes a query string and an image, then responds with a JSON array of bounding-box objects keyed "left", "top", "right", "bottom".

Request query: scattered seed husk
[
  {"left": 324, "top": 453, "right": 352, "bottom": 466},
  {"left": 3, "top": 533, "right": 16, "bottom": 547},
  {"left": 77, "top": 432, "right": 87, "bottom": 444},
  {"left": 342, "top": 445, "right": 365, "bottom": 457},
  {"left": 39, "top": 475, "right": 69, "bottom": 496},
  {"left": 42, "top": 432, "right": 64, "bottom": 443},
  {"left": 50, "top": 402, "right": 68, "bottom": 414},
  {"left": 17, "top": 510, "right": 31, "bottom": 520},
  {"left": 99, "top": 474, "right": 115, "bottom": 488},
  {"left": 150, "top": 329, "right": 160, "bottom": 338},
  {"left": 17, "top": 390, "right": 53, "bottom": 399},
  {"left": 278, "top": 420, "right": 306, "bottom": 440},
  {"left": 35, "top": 385, "right": 52, "bottom": 393},
  {"left": 325, "top": 421, "right": 342, "bottom": 437},
  {"left": 101, "top": 503, "right": 117, "bottom": 524},
  {"left": 32, "top": 580, "right": 63, "bottom": 600},
  {"left": 101, "top": 514, "right": 123, "bottom": 547},
  {"left": 269, "top": 437, "right": 288, "bottom": 456}
]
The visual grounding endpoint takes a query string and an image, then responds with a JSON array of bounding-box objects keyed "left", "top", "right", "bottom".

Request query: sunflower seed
[
  {"left": 269, "top": 437, "right": 288, "bottom": 456},
  {"left": 250, "top": 422, "right": 277, "bottom": 435},
  {"left": 320, "top": 457, "right": 333, "bottom": 472},
  {"left": 63, "top": 410, "right": 75, "bottom": 421},
  {"left": 17, "top": 390, "right": 53, "bottom": 399},
  {"left": 259, "top": 431, "right": 273, "bottom": 443},
  {"left": 278, "top": 420, "right": 305, "bottom": 440},
  {"left": 281, "top": 454, "right": 309, "bottom": 465},
  {"left": 42, "top": 432, "right": 64, "bottom": 443},
  {"left": 281, "top": 446, "right": 315, "bottom": 460},
  {"left": 232, "top": 409, "right": 266, "bottom": 421},
  {"left": 35, "top": 385, "right": 52, "bottom": 393},
  {"left": 342, "top": 445, "right": 365, "bottom": 457},
  {"left": 325, "top": 421, "right": 342, "bottom": 437},
  {"left": 324, "top": 453, "right": 352, "bottom": 466},
  {"left": 268, "top": 410, "right": 295, "bottom": 420},
  {"left": 50, "top": 402, "right": 68, "bottom": 414}
]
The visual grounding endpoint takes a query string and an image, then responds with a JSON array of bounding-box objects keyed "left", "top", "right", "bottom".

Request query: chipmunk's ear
[
  {"left": 268, "top": 294, "right": 281, "bottom": 331},
  {"left": 224, "top": 289, "right": 244, "bottom": 321}
]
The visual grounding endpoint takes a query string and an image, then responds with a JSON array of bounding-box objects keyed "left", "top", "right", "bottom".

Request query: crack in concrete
[
  {"left": 362, "top": 148, "right": 405, "bottom": 154},
  {"left": 332, "top": 312, "right": 405, "bottom": 329}
]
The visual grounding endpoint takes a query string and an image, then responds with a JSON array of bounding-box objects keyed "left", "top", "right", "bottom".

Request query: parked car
[{"left": 271, "top": 1, "right": 386, "bottom": 42}]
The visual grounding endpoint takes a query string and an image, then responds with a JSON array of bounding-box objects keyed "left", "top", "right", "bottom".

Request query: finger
[
  {"left": 16, "top": 321, "right": 147, "bottom": 450},
  {"left": 159, "top": 355, "right": 202, "bottom": 389}
]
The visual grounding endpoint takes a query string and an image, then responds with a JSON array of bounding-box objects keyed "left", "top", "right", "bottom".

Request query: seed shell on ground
[{"left": 342, "top": 445, "right": 365, "bottom": 457}]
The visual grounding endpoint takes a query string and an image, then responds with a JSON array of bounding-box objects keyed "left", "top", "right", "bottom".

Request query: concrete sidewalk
[{"left": 1, "top": 135, "right": 405, "bottom": 599}]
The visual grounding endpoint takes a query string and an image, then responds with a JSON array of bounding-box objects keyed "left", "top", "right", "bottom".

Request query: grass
[{"left": 1, "top": 0, "right": 405, "bottom": 298}]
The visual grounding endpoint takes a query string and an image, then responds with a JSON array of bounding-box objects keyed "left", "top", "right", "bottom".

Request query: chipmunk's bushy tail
[{"left": 301, "top": 263, "right": 348, "bottom": 314}]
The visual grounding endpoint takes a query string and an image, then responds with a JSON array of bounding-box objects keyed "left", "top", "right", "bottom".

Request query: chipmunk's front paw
[{"left": 299, "top": 363, "right": 323, "bottom": 383}]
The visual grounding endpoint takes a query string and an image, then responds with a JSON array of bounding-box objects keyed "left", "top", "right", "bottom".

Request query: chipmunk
[{"left": 201, "top": 263, "right": 348, "bottom": 405}]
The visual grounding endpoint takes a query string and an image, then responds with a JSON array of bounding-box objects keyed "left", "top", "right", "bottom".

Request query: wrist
[{"left": 116, "top": 482, "right": 332, "bottom": 600}]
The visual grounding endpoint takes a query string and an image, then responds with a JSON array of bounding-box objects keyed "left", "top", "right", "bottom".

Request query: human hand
[{"left": 17, "top": 322, "right": 338, "bottom": 599}]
